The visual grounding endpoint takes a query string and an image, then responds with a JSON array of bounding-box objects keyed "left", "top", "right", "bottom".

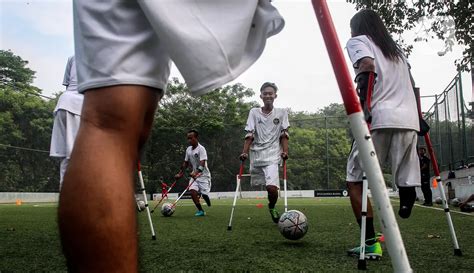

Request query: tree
[{"left": 347, "top": 1, "right": 473, "bottom": 72}]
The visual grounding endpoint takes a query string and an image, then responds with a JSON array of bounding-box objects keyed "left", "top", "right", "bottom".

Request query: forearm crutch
[
  {"left": 137, "top": 162, "right": 156, "bottom": 240},
  {"left": 171, "top": 175, "right": 199, "bottom": 209},
  {"left": 227, "top": 161, "right": 245, "bottom": 231},
  {"left": 283, "top": 160, "right": 288, "bottom": 213},
  {"left": 358, "top": 174, "right": 369, "bottom": 270},
  {"left": 150, "top": 179, "right": 178, "bottom": 213},
  {"left": 311, "top": 1, "right": 412, "bottom": 271}
]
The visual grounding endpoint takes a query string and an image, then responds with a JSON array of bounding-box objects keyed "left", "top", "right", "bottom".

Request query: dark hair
[
  {"left": 260, "top": 82, "right": 278, "bottom": 92},
  {"left": 350, "top": 9, "right": 404, "bottom": 62},
  {"left": 187, "top": 129, "right": 199, "bottom": 137}
]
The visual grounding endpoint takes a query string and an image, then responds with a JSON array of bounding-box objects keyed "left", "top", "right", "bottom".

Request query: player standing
[
  {"left": 175, "top": 130, "right": 212, "bottom": 216},
  {"left": 49, "top": 56, "right": 83, "bottom": 190},
  {"left": 345, "top": 10, "right": 421, "bottom": 259},
  {"left": 240, "top": 82, "right": 289, "bottom": 223}
]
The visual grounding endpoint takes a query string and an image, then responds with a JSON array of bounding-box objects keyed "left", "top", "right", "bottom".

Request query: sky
[{"left": 1, "top": 0, "right": 472, "bottom": 113}]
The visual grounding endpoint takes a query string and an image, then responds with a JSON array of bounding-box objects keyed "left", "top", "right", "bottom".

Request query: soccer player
[
  {"left": 175, "top": 130, "right": 212, "bottom": 216},
  {"left": 58, "top": 1, "right": 284, "bottom": 271},
  {"left": 49, "top": 56, "right": 83, "bottom": 190},
  {"left": 240, "top": 82, "right": 289, "bottom": 223},
  {"left": 419, "top": 147, "right": 432, "bottom": 206},
  {"left": 345, "top": 10, "right": 421, "bottom": 259}
]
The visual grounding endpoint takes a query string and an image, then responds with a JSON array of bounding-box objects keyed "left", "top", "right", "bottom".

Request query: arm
[
  {"left": 280, "top": 130, "right": 289, "bottom": 160},
  {"left": 191, "top": 160, "right": 207, "bottom": 178},
  {"left": 240, "top": 136, "right": 253, "bottom": 161},
  {"left": 459, "top": 194, "right": 474, "bottom": 208},
  {"left": 175, "top": 161, "right": 189, "bottom": 179}
]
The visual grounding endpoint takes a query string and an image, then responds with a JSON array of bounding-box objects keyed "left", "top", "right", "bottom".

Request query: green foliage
[{"left": 347, "top": 1, "right": 473, "bottom": 71}]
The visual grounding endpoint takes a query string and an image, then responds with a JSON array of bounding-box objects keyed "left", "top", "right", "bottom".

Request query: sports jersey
[
  {"left": 53, "top": 56, "right": 84, "bottom": 116},
  {"left": 184, "top": 143, "right": 211, "bottom": 179},
  {"left": 346, "top": 35, "right": 419, "bottom": 131},
  {"left": 245, "top": 107, "right": 289, "bottom": 167}
]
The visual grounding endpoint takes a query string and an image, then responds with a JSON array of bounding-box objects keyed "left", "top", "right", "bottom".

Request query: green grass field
[{"left": 1, "top": 198, "right": 473, "bottom": 272}]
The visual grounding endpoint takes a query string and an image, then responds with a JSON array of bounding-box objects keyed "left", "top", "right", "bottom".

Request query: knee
[{"left": 266, "top": 186, "right": 278, "bottom": 195}]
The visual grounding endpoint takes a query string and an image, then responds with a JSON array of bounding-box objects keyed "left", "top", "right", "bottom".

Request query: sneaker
[
  {"left": 347, "top": 240, "right": 383, "bottom": 260},
  {"left": 375, "top": 232, "right": 384, "bottom": 243},
  {"left": 269, "top": 208, "right": 280, "bottom": 223},
  {"left": 195, "top": 210, "right": 206, "bottom": 217}
]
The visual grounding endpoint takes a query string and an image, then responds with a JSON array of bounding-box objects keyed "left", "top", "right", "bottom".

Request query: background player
[
  {"left": 345, "top": 10, "right": 421, "bottom": 259},
  {"left": 49, "top": 56, "right": 83, "bottom": 190},
  {"left": 240, "top": 82, "right": 289, "bottom": 223},
  {"left": 175, "top": 130, "right": 212, "bottom": 216}
]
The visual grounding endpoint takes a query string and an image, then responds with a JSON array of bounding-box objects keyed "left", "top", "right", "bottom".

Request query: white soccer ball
[
  {"left": 435, "top": 197, "right": 443, "bottom": 204},
  {"left": 161, "top": 202, "right": 175, "bottom": 217},
  {"left": 137, "top": 200, "right": 146, "bottom": 211},
  {"left": 278, "top": 210, "right": 308, "bottom": 240}
]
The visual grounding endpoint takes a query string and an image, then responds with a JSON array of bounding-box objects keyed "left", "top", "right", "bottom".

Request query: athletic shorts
[
  {"left": 50, "top": 109, "right": 81, "bottom": 159},
  {"left": 73, "top": 0, "right": 284, "bottom": 95},
  {"left": 346, "top": 129, "right": 421, "bottom": 187},
  {"left": 189, "top": 177, "right": 211, "bottom": 195},
  {"left": 250, "top": 163, "right": 280, "bottom": 188}
]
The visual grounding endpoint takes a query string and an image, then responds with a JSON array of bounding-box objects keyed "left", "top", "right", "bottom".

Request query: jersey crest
[{"left": 273, "top": 118, "right": 280, "bottom": 125}]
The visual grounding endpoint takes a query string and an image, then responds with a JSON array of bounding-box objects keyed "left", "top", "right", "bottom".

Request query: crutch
[
  {"left": 137, "top": 162, "right": 156, "bottom": 240},
  {"left": 283, "top": 159, "right": 288, "bottom": 213},
  {"left": 358, "top": 174, "right": 369, "bottom": 270},
  {"left": 414, "top": 90, "right": 462, "bottom": 256},
  {"left": 171, "top": 175, "right": 198, "bottom": 209},
  {"left": 150, "top": 178, "right": 179, "bottom": 213},
  {"left": 311, "top": 1, "right": 412, "bottom": 271},
  {"left": 227, "top": 161, "right": 245, "bottom": 231}
]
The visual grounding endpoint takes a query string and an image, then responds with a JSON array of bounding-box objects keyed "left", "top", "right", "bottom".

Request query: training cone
[
  {"left": 256, "top": 203, "right": 263, "bottom": 208},
  {"left": 15, "top": 199, "right": 22, "bottom": 206}
]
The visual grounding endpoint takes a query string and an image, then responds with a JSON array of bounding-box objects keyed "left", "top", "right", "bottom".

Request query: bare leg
[
  {"left": 190, "top": 189, "right": 203, "bottom": 211},
  {"left": 266, "top": 185, "right": 279, "bottom": 209},
  {"left": 58, "top": 85, "right": 160, "bottom": 272}
]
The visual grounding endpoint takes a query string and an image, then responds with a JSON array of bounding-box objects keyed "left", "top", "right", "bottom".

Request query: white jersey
[
  {"left": 184, "top": 143, "right": 211, "bottom": 179},
  {"left": 245, "top": 107, "right": 289, "bottom": 167},
  {"left": 346, "top": 35, "right": 419, "bottom": 131},
  {"left": 54, "top": 56, "right": 84, "bottom": 116}
]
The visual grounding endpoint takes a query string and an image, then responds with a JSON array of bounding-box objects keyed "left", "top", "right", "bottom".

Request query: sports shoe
[
  {"left": 347, "top": 240, "right": 383, "bottom": 260},
  {"left": 375, "top": 232, "right": 384, "bottom": 243},
  {"left": 269, "top": 208, "right": 280, "bottom": 223},
  {"left": 195, "top": 210, "right": 206, "bottom": 217}
]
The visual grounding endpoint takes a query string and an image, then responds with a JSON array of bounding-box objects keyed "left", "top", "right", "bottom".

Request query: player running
[
  {"left": 175, "top": 130, "right": 212, "bottom": 216},
  {"left": 345, "top": 10, "right": 421, "bottom": 259},
  {"left": 240, "top": 82, "right": 289, "bottom": 223}
]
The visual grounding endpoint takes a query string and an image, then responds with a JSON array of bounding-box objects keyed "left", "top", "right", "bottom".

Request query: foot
[
  {"left": 194, "top": 210, "right": 206, "bottom": 217},
  {"left": 269, "top": 208, "right": 280, "bottom": 223},
  {"left": 347, "top": 240, "right": 383, "bottom": 260}
]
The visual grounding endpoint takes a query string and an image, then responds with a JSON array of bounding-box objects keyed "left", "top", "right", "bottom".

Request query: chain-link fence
[{"left": 421, "top": 72, "right": 473, "bottom": 171}]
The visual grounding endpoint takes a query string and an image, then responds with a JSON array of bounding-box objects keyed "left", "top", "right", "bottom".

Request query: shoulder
[
  {"left": 275, "top": 108, "right": 288, "bottom": 115},
  {"left": 346, "top": 35, "right": 372, "bottom": 47},
  {"left": 198, "top": 144, "right": 207, "bottom": 151}
]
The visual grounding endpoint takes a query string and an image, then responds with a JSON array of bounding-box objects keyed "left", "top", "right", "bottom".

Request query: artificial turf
[{"left": 1, "top": 198, "right": 473, "bottom": 272}]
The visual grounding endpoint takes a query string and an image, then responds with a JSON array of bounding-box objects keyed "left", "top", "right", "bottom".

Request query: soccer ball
[
  {"left": 435, "top": 197, "right": 443, "bottom": 204},
  {"left": 161, "top": 202, "right": 175, "bottom": 217},
  {"left": 137, "top": 200, "right": 146, "bottom": 212},
  {"left": 278, "top": 210, "right": 308, "bottom": 240}
]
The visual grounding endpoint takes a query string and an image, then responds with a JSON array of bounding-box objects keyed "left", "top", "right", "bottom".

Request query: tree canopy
[{"left": 347, "top": 1, "right": 473, "bottom": 71}]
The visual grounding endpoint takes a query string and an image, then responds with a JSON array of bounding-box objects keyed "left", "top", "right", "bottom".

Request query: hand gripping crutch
[
  {"left": 283, "top": 160, "right": 288, "bottom": 213},
  {"left": 137, "top": 162, "right": 156, "bottom": 240},
  {"left": 311, "top": 1, "right": 412, "bottom": 271},
  {"left": 358, "top": 174, "right": 369, "bottom": 270},
  {"left": 414, "top": 89, "right": 462, "bottom": 256},
  {"left": 227, "top": 161, "right": 245, "bottom": 231},
  {"left": 150, "top": 178, "right": 179, "bottom": 213}
]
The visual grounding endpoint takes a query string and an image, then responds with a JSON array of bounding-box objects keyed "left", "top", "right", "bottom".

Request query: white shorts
[
  {"left": 73, "top": 0, "right": 284, "bottom": 95},
  {"left": 50, "top": 110, "right": 81, "bottom": 159},
  {"left": 189, "top": 177, "right": 211, "bottom": 195},
  {"left": 346, "top": 129, "right": 420, "bottom": 187},
  {"left": 250, "top": 163, "right": 280, "bottom": 189}
]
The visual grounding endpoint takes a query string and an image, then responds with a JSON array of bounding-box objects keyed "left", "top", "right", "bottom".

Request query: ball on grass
[
  {"left": 435, "top": 197, "right": 443, "bottom": 204},
  {"left": 161, "top": 202, "right": 175, "bottom": 217},
  {"left": 278, "top": 210, "right": 308, "bottom": 240},
  {"left": 137, "top": 200, "right": 146, "bottom": 211}
]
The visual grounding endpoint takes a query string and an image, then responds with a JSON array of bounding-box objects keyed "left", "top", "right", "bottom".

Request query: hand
[
  {"left": 190, "top": 172, "right": 201, "bottom": 179},
  {"left": 174, "top": 172, "right": 183, "bottom": 180},
  {"left": 280, "top": 152, "right": 288, "bottom": 160},
  {"left": 239, "top": 153, "right": 248, "bottom": 161}
]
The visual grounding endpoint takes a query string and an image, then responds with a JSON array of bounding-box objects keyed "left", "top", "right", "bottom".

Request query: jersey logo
[
  {"left": 273, "top": 118, "right": 280, "bottom": 125},
  {"left": 194, "top": 153, "right": 199, "bottom": 158}
]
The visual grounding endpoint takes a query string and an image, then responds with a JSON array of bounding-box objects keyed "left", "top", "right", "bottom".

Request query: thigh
[
  {"left": 262, "top": 164, "right": 280, "bottom": 189},
  {"left": 346, "top": 141, "right": 364, "bottom": 182},
  {"left": 390, "top": 130, "right": 421, "bottom": 187}
]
